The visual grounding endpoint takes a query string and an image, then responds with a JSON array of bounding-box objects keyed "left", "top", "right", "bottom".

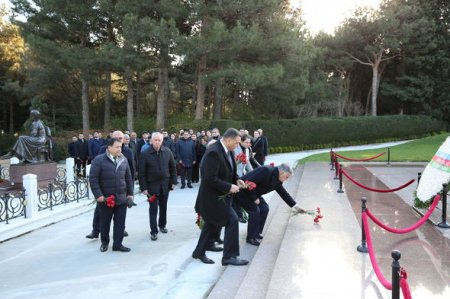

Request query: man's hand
[
  {"left": 126, "top": 196, "right": 135, "bottom": 208},
  {"left": 229, "top": 184, "right": 240, "bottom": 193},
  {"left": 142, "top": 190, "right": 148, "bottom": 196},
  {"left": 236, "top": 179, "right": 245, "bottom": 189},
  {"left": 96, "top": 196, "right": 104, "bottom": 203},
  {"left": 171, "top": 184, "right": 176, "bottom": 190},
  {"left": 254, "top": 198, "right": 260, "bottom": 205},
  {"left": 294, "top": 205, "right": 306, "bottom": 214}
]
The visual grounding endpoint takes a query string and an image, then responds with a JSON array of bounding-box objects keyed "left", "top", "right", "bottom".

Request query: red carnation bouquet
[
  {"left": 105, "top": 195, "right": 116, "bottom": 208},
  {"left": 147, "top": 194, "right": 158, "bottom": 203},
  {"left": 292, "top": 207, "right": 324, "bottom": 224},
  {"left": 218, "top": 180, "right": 256, "bottom": 201},
  {"left": 91, "top": 194, "right": 115, "bottom": 208},
  {"left": 235, "top": 152, "right": 247, "bottom": 165}
]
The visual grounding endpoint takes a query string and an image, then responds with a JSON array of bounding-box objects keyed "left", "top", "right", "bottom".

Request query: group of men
[{"left": 85, "top": 127, "right": 304, "bottom": 268}]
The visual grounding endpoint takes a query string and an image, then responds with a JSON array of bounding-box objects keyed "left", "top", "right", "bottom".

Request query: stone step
[{"left": 207, "top": 165, "right": 304, "bottom": 299}]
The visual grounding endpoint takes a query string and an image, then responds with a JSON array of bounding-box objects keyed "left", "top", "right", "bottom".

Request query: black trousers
[
  {"left": 246, "top": 198, "right": 269, "bottom": 239},
  {"left": 192, "top": 198, "right": 239, "bottom": 259},
  {"left": 99, "top": 203, "right": 127, "bottom": 248},
  {"left": 149, "top": 192, "right": 169, "bottom": 234}
]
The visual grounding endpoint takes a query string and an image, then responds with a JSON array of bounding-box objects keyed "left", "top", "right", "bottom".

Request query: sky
[
  {"left": 1, "top": 0, "right": 381, "bottom": 34},
  {"left": 291, "top": 0, "right": 381, "bottom": 34}
]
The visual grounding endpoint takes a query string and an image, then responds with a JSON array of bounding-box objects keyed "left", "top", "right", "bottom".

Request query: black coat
[
  {"left": 89, "top": 153, "right": 134, "bottom": 205},
  {"left": 251, "top": 137, "right": 265, "bottom": 164},
  {"left": 236, "top": 166, "right": 296, "bottom": 211},
  {"left": 74, "top": 139, "right": 89, "bottom": 160},
  {"left": 195, "top": 140, "right": 238, "bottom": 226},
  {"left": 138, "top": 145, "right": 177, "bottom": 195}
]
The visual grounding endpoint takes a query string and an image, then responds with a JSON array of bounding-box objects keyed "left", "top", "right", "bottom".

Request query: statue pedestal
[{"left": 10, "top": 162, "right": 57, "bottom": 189}]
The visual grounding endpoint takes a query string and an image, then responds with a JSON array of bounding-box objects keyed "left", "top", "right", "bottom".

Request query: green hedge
[{"left": 243, "top": 115, "right": 444, "bottom": 148}]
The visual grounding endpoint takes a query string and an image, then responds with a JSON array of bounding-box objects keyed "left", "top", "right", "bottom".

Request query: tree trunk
[
  {"left": 125, "top": 66, "right": 134, "bottom": 132},
  {"left": 195, "top": 55, "right": 207, "bottom": 120},
  {"left": 104, "top": 72, "right": 112, "bottom": 131},
  {"left": 8, "top": 100, "right": 13, "bottom": 134},
  {"left": 135, "top": 71, "right": 141, "bottom": 118},
  {"left": 156, "top": 50, "right": 169, "bottom": 130},
  {"left": 214, "top": 77, "right": 223, "bottom": 120},
  {"left": 81, "top": 78, "right": 90, "bottom": 135},
  {"left": 371, "top": 65, "right": 379, "bottom": 116}
]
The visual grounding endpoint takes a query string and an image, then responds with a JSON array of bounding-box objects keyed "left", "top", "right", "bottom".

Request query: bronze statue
[{"left": 2, "top": 110, "right": 53, "bottom": 163}]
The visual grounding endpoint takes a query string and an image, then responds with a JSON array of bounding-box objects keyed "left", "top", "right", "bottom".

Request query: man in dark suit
[
  {"left": 74, "top": 133, "right": 89, "bottom": 177},
  {"left": 138, "top": 132, "right": 177, "bottom": 241},
  {"left": 89, "top": 137, "right": 134, "bottom": 252},
  {"left": 192, "top": 128, "right": 248, "bottom": 266},
  {"left": 236, "top": 164, "right": 305, "bottom": 246}
]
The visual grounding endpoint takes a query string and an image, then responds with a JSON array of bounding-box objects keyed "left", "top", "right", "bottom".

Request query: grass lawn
[{"left": 299, "top": 132, "right": 449, "bottom": 164}]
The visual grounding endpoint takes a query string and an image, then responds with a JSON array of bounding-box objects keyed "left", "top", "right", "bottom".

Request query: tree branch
[
  {"left": 380, "top": 53, "right": 401, "bottom": 62},
  {"left": 345, "top": 52, "right": 373, "bottom": 66}
]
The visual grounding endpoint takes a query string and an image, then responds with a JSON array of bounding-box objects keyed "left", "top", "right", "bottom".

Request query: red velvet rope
[
  {"left": 342, "top": 169, "right": 415, "bottom": 193},
  {"left": 362, "top": 212, "right": 392, "bottom": 290},
  {"left": 365, "top": 194, "right": 441, "bottom": 234},
  {"left": 400, "top": 270, "right": 413, "bottom": 299},
  {"left": 333, "top": 151, "right": 385, "bottom": 161}
]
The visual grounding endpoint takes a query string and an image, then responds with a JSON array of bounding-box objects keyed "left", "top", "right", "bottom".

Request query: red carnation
[
  {"left": 105, "top": 195, "right": 116, "bottom": 208},
  {"left": 147, "top": 194, "right": 158, "bottom": 203},
  {"left": 235, "top": 153, "right": 247, "bottom": 165},
  {"left": 245, "top": 180, "right": 257, "bottom": 190},
  {"left": 269, "top": 162, "right": 275, "bottom": 167}
]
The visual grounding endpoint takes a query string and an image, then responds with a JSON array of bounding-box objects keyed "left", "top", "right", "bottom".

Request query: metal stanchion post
[
  {"left": 417, "top": 172, "right": 422, "bottom": 185},
  {"left": 387, "top": 148, "right": 391, "bottom": 166},
  {"left": 334, "top": 161, "right": 340, "bottom": 180},
  {"left": 437, "top": 183, "right": 450, "bottom": 228},
  {"left": 337, "top": 167, "right": 344, "bottom": 193},
  {"left": 357, "top": 197, "right": 368, "bottom": 253},
  {"left": 391, "top": 250, "right": 401, "bottom": 299},
  {"left": 330, "top": 153, "right": 335, "bottom": 171}
]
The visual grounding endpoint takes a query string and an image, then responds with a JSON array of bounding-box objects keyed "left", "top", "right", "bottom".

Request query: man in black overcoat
[
  {"left": 192, "top": 128, "right": 248, "bottom": 266},
  {"left": 138, "top": 132, "right": 177, "bottom": 241},
  {"left": 74, "top": 133, "right": 89, "bottom": 177}
]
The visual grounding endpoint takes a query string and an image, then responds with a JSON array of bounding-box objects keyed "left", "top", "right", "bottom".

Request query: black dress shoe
[
  {"left": 193, "top": 254, "right": 215, "bottom": 264},
  {"left": 187, "top": 184, "right": 193, "bottom": 188},
  {"left": 159, "top": 227, "right": 168, "bottom": 233},
  {"left": 112, "top": 245, "right": 131, "bottom": 252},
  {"left": 221, "top": 257, "right": 249, "bottom": 266},
  {"left": 151, "top": 233, "right": 158, "bottom": 241},
  {"left": 206, "top": 245, "right": 223, "bottom": 252},
  {"left": 86, "top": 232, "right": 99, "bottom": 239},
  {"left": 180, "top": 185, "right": 185, "bottom": 189},
  {"left": 123, "top": 231, "right": 129, "bottom": 237},
  {"left": 215, "top": 238, "right": 224, "bottom": 245},
  {"left": 246, "top": 238, "right": 260, "bottom": 246},
  {"left": 100, "top": 244, "right": 108, "bottom": 252},
  {"left": 256, "top": 234, "right": 263, "bottom": 240}
]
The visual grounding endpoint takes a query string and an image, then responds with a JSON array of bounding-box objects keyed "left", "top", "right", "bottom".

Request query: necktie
[
  {"left": 227, "top": 151, "right": 233, "bottom": 170},
  {"left": 113, "top": 157, "right": 117, "bottom": 166}
]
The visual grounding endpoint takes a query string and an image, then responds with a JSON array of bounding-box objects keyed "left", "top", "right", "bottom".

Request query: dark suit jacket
[
  {"left": 138, "top": 145, "right": 177, "bottom": 195},
  {"left": 196, "top": 140, "right": 237, "bottom": 226},
  {"left": 236, "top": 166, "right": 296, "bottom": 212}
]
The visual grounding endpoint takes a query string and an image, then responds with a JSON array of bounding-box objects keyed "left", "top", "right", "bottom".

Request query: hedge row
[{"left": 214, "top": 115, "right": 444, "bottom": 148}]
